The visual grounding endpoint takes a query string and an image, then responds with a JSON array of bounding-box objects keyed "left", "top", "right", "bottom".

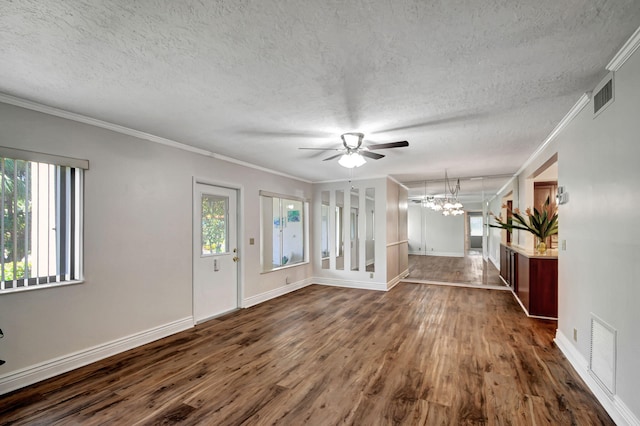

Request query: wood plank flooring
[
  {"left": 0, "top": 284, "right": 611, "bottom": 425},
  {"left": 407, "top": 253, "right": 504, "bottom": 287}
]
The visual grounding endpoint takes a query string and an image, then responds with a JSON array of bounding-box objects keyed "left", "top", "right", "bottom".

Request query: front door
[{"left": 193, "top": 183, "right": 239, "bottom": 323}]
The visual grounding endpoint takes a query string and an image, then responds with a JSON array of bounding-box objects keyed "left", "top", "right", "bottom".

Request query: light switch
[
  {"left": 561, "top": 240, "right": 567, "bottom": 250},
  {"left": 249, "top": 238, "right": 255, "bottom": 245}
]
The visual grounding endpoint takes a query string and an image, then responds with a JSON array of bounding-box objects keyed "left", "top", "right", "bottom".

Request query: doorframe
[{"left": 192, "top": 177, "right": 244, "bottom": 323}]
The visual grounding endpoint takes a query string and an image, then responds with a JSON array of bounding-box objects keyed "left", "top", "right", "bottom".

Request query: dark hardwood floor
[
  {"left": 0, "top": 284, "right": 611, "bottom": 425},
  {"left": 407, "top": 252, "right": 504, "bottom": 287}
]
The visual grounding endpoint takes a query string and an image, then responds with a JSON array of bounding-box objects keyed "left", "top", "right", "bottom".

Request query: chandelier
[{"left": 422, "top": 171, "right": 464, "bottom": 216}]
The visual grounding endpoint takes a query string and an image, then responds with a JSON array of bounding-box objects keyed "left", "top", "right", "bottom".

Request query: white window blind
[{"left": 0, "top": 147, "right": 87, "bottom": 292}]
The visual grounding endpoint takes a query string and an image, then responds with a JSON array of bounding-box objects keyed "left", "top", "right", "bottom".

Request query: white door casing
[{"left": 193, "top": 183, "right": 239, "bottom": 323}]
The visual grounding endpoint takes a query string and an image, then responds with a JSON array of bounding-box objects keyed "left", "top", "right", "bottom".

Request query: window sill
[
  {"left": 261, "top": 261, "right": 309, "bottom": 274},
  {"left": 0, "top": 279, "right": 85, "bottom": 295}
]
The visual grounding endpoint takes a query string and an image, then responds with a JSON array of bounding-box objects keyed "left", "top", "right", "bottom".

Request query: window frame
[
  {"left": 0, "top": 146, "right": 87, "bottom": 294},
  {"left": 259, "top": 191, "right": 309, "bottom": 273}
]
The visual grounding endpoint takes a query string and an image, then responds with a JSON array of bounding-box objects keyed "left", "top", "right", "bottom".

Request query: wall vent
[
  {"left": 589, "top": 314, "right": 617, "bottom": 398},
  {"left": 593, "top": 72, "right": 614, "bottom": 117}
]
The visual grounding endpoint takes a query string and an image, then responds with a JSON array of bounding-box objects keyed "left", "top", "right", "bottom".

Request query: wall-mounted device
[{"left": 556, "top": 186, "right": 569, "bottom": 205}]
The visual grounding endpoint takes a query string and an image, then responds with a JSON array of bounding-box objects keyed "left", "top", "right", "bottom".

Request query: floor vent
[
  {"left": 593, "top": 72, "right": 614, "bottom": 117},
  {"left": 589, "top": 314, "right": 617, "bottom": 397}
]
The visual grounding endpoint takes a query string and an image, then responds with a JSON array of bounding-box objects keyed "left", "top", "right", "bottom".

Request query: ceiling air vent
[{"left": 593, "top": 72, "right": 614, "bottom": 117}]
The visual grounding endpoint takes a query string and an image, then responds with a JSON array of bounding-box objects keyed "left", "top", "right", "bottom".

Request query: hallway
[{"left": 405, "top": 251, "right": 504, "bottom": 288}]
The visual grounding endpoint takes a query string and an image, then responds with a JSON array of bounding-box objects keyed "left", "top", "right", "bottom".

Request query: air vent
[
  {"left": 589, "top": 314, "right": 617, "bottom": 397},
  {"left": 593, "top": 72, "right": 614, "bottom": 117}
]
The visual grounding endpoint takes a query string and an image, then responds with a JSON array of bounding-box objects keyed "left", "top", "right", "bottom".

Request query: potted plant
[{"left": 490, "top": 196, "right": 558, "bottom": 254}]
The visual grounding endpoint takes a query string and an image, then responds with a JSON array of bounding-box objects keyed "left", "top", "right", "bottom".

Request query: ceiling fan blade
[
  {"left": 367, "top": 141, "right": 409, "bottom": 150},
  {"left": 323, "top": 154, "right": 343, "bottom": 161},
  {"left": 298, "top": 147, "right": 341, "bottom": 151},
  {"left": 361, "top": 151, "right": 385, "bottom": 160}
]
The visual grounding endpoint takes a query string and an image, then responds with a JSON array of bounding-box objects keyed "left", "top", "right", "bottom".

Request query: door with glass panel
[{"left": 193, "top": 183, "right": 238, "bottom": 323}]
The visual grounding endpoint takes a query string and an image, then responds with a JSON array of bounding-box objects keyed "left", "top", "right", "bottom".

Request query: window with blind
[{"left": 0, "top": 147, "right": 87, "bottom": 293}]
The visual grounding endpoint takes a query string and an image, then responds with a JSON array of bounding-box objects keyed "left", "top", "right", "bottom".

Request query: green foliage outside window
[
  {"left": 202, "top": 196, "right": 227, "bottom": 254},
  {"left": 2, "top": 159, "right": 29, "bottom": 280}
]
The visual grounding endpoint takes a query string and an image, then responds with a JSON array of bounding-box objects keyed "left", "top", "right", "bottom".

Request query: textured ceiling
[{"left": 1, "top": 1, "right": 640, "bottom": 200}]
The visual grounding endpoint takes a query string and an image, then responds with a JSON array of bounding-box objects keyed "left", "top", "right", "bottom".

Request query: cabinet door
[
  {"left": 509, "top": 250, "right": 518, "bottom": 291},
  {"left": 500, "top": 245, "right": 508, "bottom": 280},
  {"left": 517, "top": 255, "right": 530, "bottom": 311},
  {"left": 529, "top": 258, "right": 558, "bottom": 318}
]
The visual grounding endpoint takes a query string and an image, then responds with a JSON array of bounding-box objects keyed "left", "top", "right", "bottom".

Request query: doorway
[
  {"left": 468, "top": 212, "right": 483, "bottom": 251},
  {"left": 193, "top": 182, "right": 239, "bottom": 324}
]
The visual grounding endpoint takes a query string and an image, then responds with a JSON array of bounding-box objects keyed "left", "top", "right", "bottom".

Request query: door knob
[{"left": 233, "top": 256, "right": 239, "bottom": 262}]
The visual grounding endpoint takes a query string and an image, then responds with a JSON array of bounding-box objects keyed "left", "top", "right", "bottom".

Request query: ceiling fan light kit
[
  {"left": 298, "top": 133, "right": 409, "bottom": 168},
  {"left": 338, "top": 152, "right": 366, "bottom": 168}
]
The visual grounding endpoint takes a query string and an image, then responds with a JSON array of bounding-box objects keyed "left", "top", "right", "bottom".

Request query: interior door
[{"left": 193, "top": 183, "right": 238, "bottom": 323}]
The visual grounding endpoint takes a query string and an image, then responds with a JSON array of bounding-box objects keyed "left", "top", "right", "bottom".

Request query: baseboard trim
[
  {"left": 554, "top": 330, "right": 639, "bottom": 426},
  {"left": 401, "top": 278, "right": 510, "bottom": 291},
  {"left": 0, "top": 317, "right": 193, "bottom": 396},
  {"left": 387, "top": 269, "right": 409, "bottom": 290},
  {"left": 314, "top": 277, "right": 387, "bottom": 291},
  {"left": 409, "top": 251, "right": 464, "bottom": 258},
  {"left": 242, "top": 278, "right": 313, "bottom": 308}
]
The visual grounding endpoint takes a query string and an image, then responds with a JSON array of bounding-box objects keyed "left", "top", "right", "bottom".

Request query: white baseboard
[
  {"left": 400, "top": 278, "right": 510, "bottom": 291},
  {"left": 0, "top": 317, "right": 193, "bottom": 396},
  {"left": 242, "top": 278, "right": 313, "bottom": 308},
  {"left": 408, "top": 251, "right": 464, "bottom": 258},
  {"left": 555, "top": 330, "right": 639, "bottom": 426},
  {"left": 314, "top": 277, "right": 387, "bottom": 291}
]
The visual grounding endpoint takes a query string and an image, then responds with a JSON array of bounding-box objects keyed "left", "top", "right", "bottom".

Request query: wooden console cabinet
[
  {"left": 500, "top": 244, "right": 557, "bottom": 318},
  {"left": 500, "top": 244, "right": 518, "bottom": 291}
]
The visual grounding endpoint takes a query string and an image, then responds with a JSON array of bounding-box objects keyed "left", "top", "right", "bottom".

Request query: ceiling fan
[{"left": 298, "top": 133, "right": 409, "bottom": 168}]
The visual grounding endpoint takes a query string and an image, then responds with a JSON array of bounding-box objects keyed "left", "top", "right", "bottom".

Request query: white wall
[
  {"left": 486, "top": 37, "right": 640, "bottom": 423},
  {"left": 554, "top": 45, "right": 640, "bottom": 420},
  {"left": 407, "top": 204, "right": 465, "bottom": 257},
  {"left": 0, "top": 102, "right": 312, "bottom": 388}
]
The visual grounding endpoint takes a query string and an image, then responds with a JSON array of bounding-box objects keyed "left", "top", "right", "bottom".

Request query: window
[
  {"left": 0, "top": 147, "right": 87, "bottom": 293},
  {"left": 201, "top": 195, "right": 228, "bottom": 255},
  {"left": 470, "top": 215, "right": 483, "bottom": 237},
  {"left": 260, "top": 191, "right": 308, "bottom": 272}
]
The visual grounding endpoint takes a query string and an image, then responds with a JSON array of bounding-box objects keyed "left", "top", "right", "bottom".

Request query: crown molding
[
  {"left": 492, "top": 92, "right": 590, "bottom": 198},
  {"left": 514, "top": 92, "right": 590, "bottom": 178},
  {"left": 495, "top": 176, "right": 517, "bottom": 198},
  {"left": 314, "top": 174, "right": 388, "bottom": 184},
  {"left": 0, "top": 93, "right": 212, "bottom": 157},
  {"left": 607, "top": 25, "right": 640, "bottom": 71},
  {"left": 387, "top": 175, "right": 409, "bottom": 190},
  {"left": 0, "top": 93, "right": 311, "bottom": 183},
  {"left": 211, "top": 153, "right": 312, "bottom": 183}
]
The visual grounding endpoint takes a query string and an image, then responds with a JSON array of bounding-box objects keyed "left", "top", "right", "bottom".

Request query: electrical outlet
[
  {"left": 573, "top": 328, "right": 578, "bottom": 341},
  {"left": 370, "top": 272, "right": 374, "bottom": 279},
  {"left": 285, "top": 276, "right": 290, "bottom": 285}
]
